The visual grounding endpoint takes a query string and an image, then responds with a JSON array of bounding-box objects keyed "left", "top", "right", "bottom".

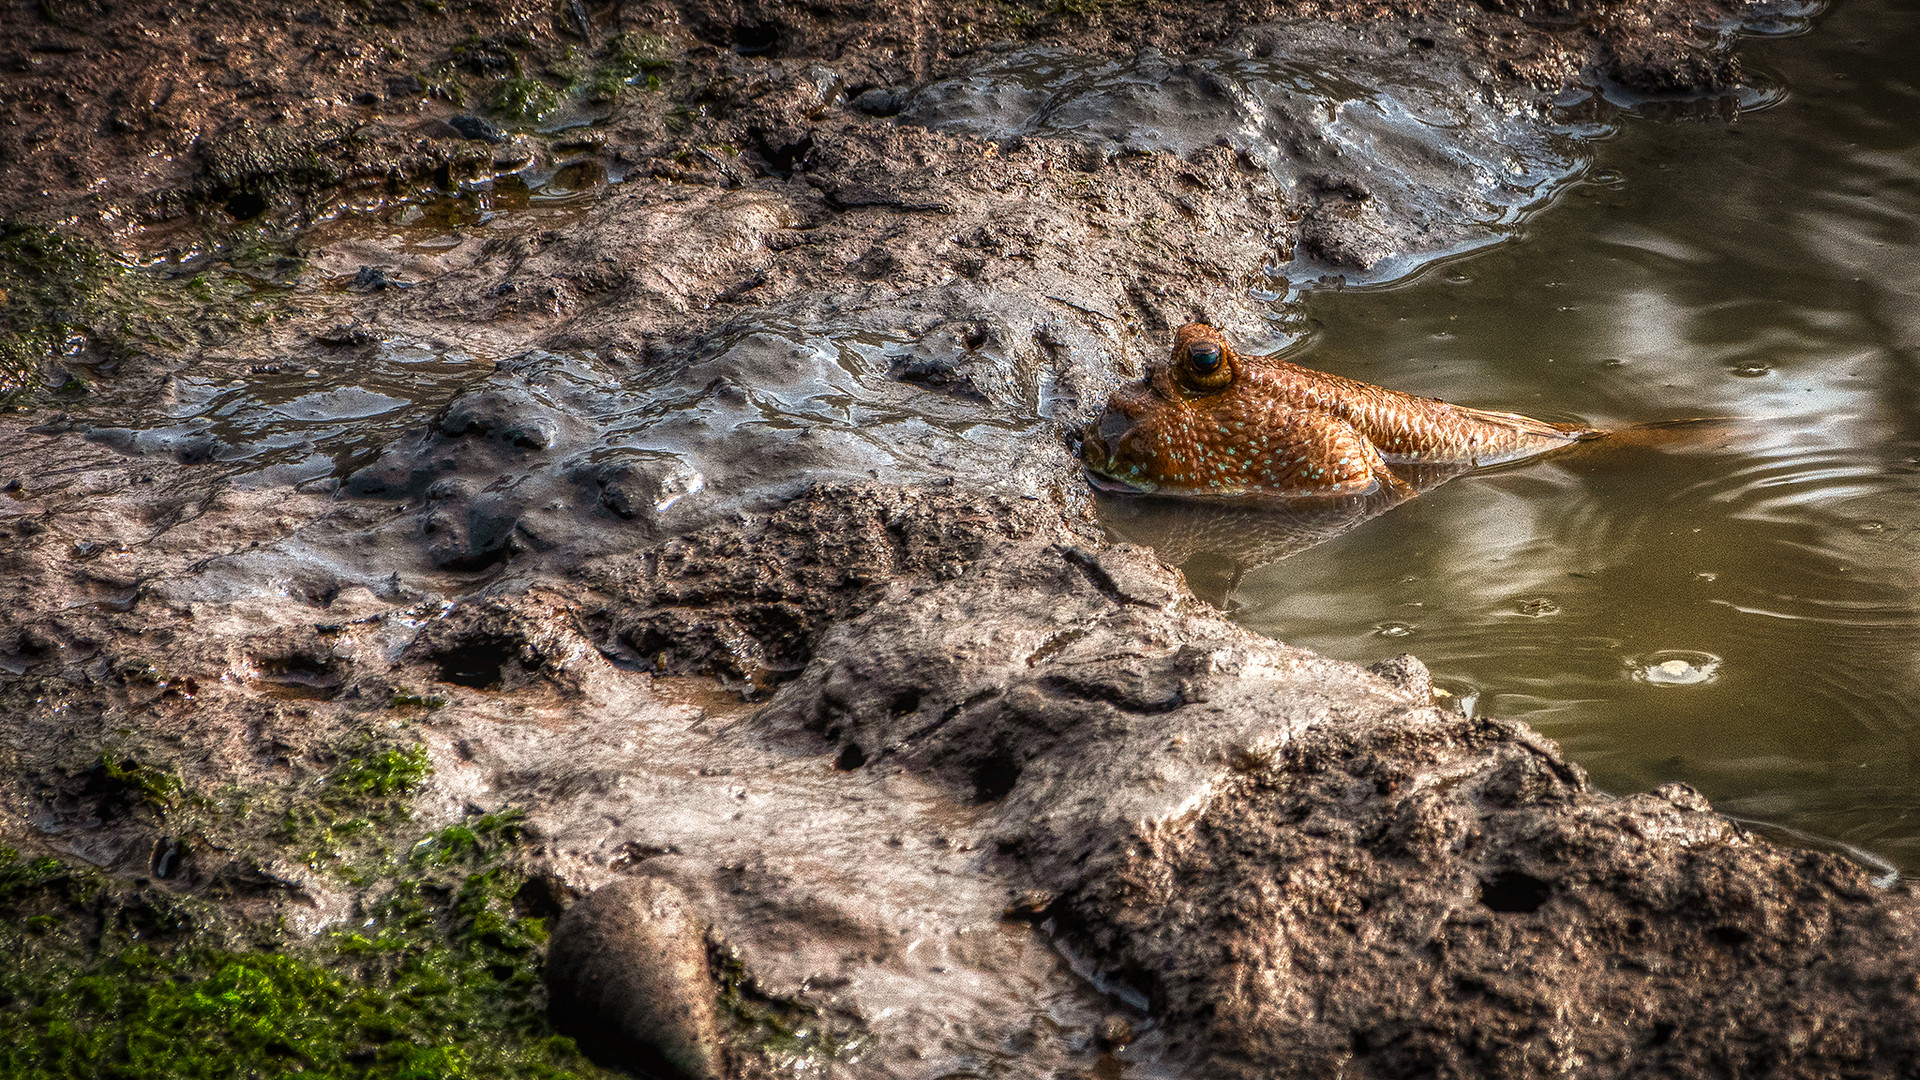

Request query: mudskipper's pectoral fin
[{"left": 1248, "top": 412, "right": 1394, "bottom": 498}]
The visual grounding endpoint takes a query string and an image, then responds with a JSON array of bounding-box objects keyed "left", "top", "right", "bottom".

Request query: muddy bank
[
  {"left": 7, "top": 0, "right": 1919, "bottom": 1077},
  {"left": 1, "top": 0, "right": 1768, "bottom": 248}
]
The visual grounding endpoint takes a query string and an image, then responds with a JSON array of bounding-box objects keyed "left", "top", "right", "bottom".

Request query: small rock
[
  {"left": 315, "top": 322, "right": 375, "bottom": 347},
  {"left": 1653, "top": 781, "right": 1711, "bottom": 812},
  {"left": 852, "top": 87, "right": 903, "bottom": 116},
  {"left": 448, "top": 114, "right": 509, "bottom": 143},
  {"left": 1002, "top": 889, "right": 1055, "bottom": 920},
  {"left": 386, "top": 74, "right": 424, "bottom": 99},
  {"left": 351, "top": 265, "right": 411, "bottom": 292},
  {"left": 1368, "top": 653, "right": 1433, "bottom": 700},
  {"left": 546, "top": 878, "right": 725, "bottom": 1080},
  {"left": 174, "top": 433, "right": 224, "bottom": 465}
]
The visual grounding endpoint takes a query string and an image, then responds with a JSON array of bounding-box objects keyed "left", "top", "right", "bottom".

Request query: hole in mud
[
  {"left": 150, "top": 836, "right": 183, "bottom": 879},
  {"left": 888, "top": 690, "right": 922, "bottom": 717},
  {"left": 970, "top": 752, "right": 1020, "bottom": 803},
  {"left": 757, "top": 134, "right": 812, "bottom": 177},
  {"left": 224, "top": 191, "right": 268, "bottom": 220},
  {"left": 433, "top": 637, "right": 515, "bottom": 689},
  {"left": 731, "top": 22, "right": 779, "bottom": 55},
  {"left": 1710, "top": 924, "right": 1753, "bottom": 946},
  {"left": 256, "top": 654, "right": 345, "bottom": 700},
  {"left": 833, "top": 743, "right": 867, "bottom": 771},
  {"left": 512, "top": 874, "right": 576, "bottom": 920},
  {"left": 1479, "top": 869, "right": 1554, "bottom": 913}
]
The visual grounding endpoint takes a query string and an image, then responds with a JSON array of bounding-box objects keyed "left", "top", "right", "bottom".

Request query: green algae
[
  {"left": 97, "top": 754, "right": 188, "bottom": 815},
  {"left": 389, "top": 688, "right": 449, "bottom": 711},
  {"left": 0, "top": 847, "right": 91, "bottom": 909},
  {"left": 581, "top": 32, "right": 675, "bottom": 102},
  {"left": 491, "top": 77, "right": 562, "bottom": 123},
  {"left": 272, "top": 741, "right": 435, "bottom": 878},
  {"left": 0, "top": 221, "right": 306, "bottom": 405},
  {"left": 0, "top": 805, "right": 616, "bottom": 1080},
  {"left": 0, "top": 222, "right": 122, "bottom": 405},
  {"left": 411, "top": 809, "right": 526, "bottom": 870},
  {"left": 608, "top": 32, "right": 674, "bottom": 76},
  {"left": 331, "top": 743, "right": 432, "bottom": 799}
]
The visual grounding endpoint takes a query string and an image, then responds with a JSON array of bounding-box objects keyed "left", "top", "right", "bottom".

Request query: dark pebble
[
  {"left": 852, "top": 87, "right": 904, "bottom": 116},
  {"left": 352, "top": 265, "right": 411, "bottom": 291},
  {"left": 546, "top": 878, "right": 725, "bottom": 1080},
  {"left": 448, "top": 114, "right": 509, "bottom": 143}
]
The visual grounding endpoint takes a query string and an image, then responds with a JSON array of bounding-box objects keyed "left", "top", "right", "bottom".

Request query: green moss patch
[
  {"left": 608, "top": 33, "right": 674, "bottom": 77},
  {"left": 271, "top": 741, "right": 435, "bottom": 879},
  {"left": 331, "top": 743, "right": 433, "bottom": 799},
  {"left": 0, "top": 220, "right": 307, "bottom": 405},
  {"left": 0, "top": 809, "right": 615, "bottom": 1080},
  {"left": 0, "top": 222, "right": 122, "bottom": 405},
  {"left": 96, "top": 753, "right": 190, "bottom": 815},
  {"left": 490, "top": 77, "right": 562, "bottom": 123}
]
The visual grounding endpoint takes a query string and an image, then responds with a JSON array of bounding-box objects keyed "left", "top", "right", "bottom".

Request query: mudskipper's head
[
  {"left": 1080, "top": 323, "right": 1257, "bottom": 494},
  {"left": 1079, "top": 323, "right": 1385, "bottom": 498}
]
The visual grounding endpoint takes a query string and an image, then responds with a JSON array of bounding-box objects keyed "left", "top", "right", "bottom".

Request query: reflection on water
[
  {"left": 1106, "top": 0, "right": 1920, "bottom": 872},
  {"left": 1093, "top": 461, "right": 1469, "bottom": 600}
]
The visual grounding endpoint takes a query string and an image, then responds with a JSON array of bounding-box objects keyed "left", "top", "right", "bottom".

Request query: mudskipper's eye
[{"left": 1180, "top": 340, "right": 1233, "bottom": 392}]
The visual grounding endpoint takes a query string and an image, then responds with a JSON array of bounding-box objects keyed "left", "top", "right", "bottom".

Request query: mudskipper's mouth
[
  {"left": 1077, "top": 419, "right": 1158, "bottom": 494},
  {"left": 1083, "top": 466, "right": 1156, "bottom": 494}
]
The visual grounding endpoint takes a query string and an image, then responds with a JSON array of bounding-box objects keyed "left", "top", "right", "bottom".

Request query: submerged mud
[{"left": 4, "top": 0, "right": 1917, "bottom": 1076}]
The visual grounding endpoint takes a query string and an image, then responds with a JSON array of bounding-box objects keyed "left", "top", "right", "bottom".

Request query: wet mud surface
[{"left": 5, "top": 0, "right": 1918, "bottom": 1076}]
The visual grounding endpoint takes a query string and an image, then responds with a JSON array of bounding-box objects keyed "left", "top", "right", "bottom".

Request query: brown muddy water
[{"left": 1112, "top": 0, "right": 1920, "bottom": 874}]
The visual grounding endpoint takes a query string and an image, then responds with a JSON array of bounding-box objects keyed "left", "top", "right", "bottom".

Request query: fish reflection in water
[
  {"left": 1089, "top": 462, "right": 1471, "bottom": 603},
  {"left": 1092, "top": 421, "right": 1739, "bottom": 605}
]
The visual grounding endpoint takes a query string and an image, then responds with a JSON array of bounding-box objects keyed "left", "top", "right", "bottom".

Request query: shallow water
[{"left": 1140, "top": 0, "right": 1920, "bottom": 872}]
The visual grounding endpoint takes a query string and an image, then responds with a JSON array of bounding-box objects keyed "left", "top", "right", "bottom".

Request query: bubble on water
[
  {"left": 1855, "top": 520, "right": 1888, "bottom": 534},
  {"left": 1729, "top": 362, "right": 1771, "bottom": 377},
  {"left": 1628, "top": 651, "right": 1721, "bottom": 686},
  {"left": 1375, "top": 622, "right": 1415, "bottom": 638},
  {"left": 1514, "top": 597, "right": 1559, "bottom": 616}
]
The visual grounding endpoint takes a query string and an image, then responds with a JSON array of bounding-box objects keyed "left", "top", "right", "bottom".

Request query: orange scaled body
[{"left": 1081, "top": 323, "right": 1594, "bottom": 497}]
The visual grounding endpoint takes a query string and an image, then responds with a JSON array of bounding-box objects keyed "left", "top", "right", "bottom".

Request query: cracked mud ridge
[{"left": 4, "top": 0, "right": 1918, "bottom": 1077}]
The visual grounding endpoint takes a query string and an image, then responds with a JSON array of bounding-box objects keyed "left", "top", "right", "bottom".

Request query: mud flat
[{"left": 3, "top": 0, "right": 1917, "bottom": 1077}]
